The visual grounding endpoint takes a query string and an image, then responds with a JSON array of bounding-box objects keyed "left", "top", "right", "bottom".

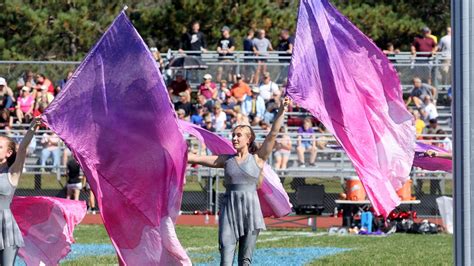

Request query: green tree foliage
[{"left": 0, "top": 0, "right": 450, "bottom": 60}]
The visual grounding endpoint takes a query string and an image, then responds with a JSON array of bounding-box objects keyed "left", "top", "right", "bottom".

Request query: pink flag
[
  {"left": 12, "top": 196, "right": 86, "bottom": 265},
  {"left": 179, "top": 121, "right": 292, "bottom": 218},
  {"left": 42, "top": 12, "right": 190, "bottom": 265},
  {"left": 413, "top": 142, "right": 452, "bottom": 172},
  {"left": 286, "top": 0, "right": 415, "bottom": 217}
]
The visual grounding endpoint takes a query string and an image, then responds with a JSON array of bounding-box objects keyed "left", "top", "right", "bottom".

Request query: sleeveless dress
[
  {"left": 0, "top": 169, "right": 24, "bottom": 250},
  {"left": 219, "top": 154, "right": 266, "bottom": 246}
]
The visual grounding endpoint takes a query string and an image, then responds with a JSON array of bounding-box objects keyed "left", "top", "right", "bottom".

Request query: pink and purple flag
[
  {"left": 286, "top": 0, "right": 415, "bottom": 217},
  {"left": 12, "top": 196, "right": 86, "bottom": 265},
  {"left": 42, "top": 12, "right": 190, "bottom": 265},
  {"left": 179, "top": 121, "right": 292, "bottom": 218},
  {"left": 413, "top": 142, "right": 452, "bottom": 172}
]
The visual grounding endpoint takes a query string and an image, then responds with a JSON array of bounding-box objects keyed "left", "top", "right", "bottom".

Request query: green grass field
[{"left": 61, "top": 225, "right": 453, "bottom": 265}]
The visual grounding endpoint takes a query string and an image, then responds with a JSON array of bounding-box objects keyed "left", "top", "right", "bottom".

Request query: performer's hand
[
  {"left": 29, "top": 117, "right": 42, "bottom": 131},
  {"left": 280, "top": 96, "right": 290, "bottom": 112}
]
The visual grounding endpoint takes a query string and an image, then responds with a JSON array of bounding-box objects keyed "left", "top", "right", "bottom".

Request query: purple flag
[
  {"left": 42, "top": 12, "right": 190, "bottom": 265},
  {"left": 413, "top": 142, "right": 452, "bottom": 172},
  {"left": 179, "top": 121, "right": 292, "bottom": 218},
  {"left": 286, "top": 0, "right": 415, "bottom": 217}
]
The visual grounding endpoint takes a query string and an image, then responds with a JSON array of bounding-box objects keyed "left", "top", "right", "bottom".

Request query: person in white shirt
[
  {"left": 421, "top": 95, "right": 438, "bottom": 122},
  {"left": 438, "top": 26, "right": 452, "bottom": 84},
  {"left": 211, "top": 102, "right": 228, "bottom": 131},
  {"left": 258, "top": 72, "right": 280, "bottom": 101}
]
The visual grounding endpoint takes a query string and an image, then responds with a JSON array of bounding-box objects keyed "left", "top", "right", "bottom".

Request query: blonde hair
[{"left": 233, "top": 125, "right": 258, "bottom": 154}]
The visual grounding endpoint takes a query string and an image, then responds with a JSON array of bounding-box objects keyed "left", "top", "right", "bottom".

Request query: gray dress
[
  {"left": 219, "top": 154, "right": 266, "bottom": 247},
  {"left": 0, "top": 169, "right": 24, "bottom": 250}
]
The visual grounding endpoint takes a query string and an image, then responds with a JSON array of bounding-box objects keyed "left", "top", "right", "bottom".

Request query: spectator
[
  {"left": 174, "top": 91, "right": 194, "bottom": 117},
  {"left": 258, "top": 72, "right": 280, "bottom": 101},
  {"left": 406, "top": 77, "right": 437, "bottom": 108},
  {"left": 216, "top": 26, "right": 236, "bottom": 82},
  {"left": 296, "top": 117, "right": 317, "bottom": 167},
  {"left": 264, "top": 89, "right": 282, "bottom": 123},
  {"left": 221, "top": 95, "right": 237, "bottom": 118},
  {"left": 217, "top": 79, "right": 230, "bottom": 102},
  {"left": 0, "top": 110, "right": 12, "bottom": 131},
  {"left": 274, "top": 126, "right": 292, "bottom": 170},
  {"left": 198, "top": 74, "right": 217, "bottom": 100},
  {"left": 203, "top": 113, "right": 215, "bottom": 132},
  {"left": 425, "top": 118, "right": 441, "bottom": 143},
  {"left": 276, "top": 29, "right": 294, "bottom": 83},
  {"left": 252, "top": 29, "right": 273, "bottom": 83},
  {"left": 420, "top": 95, "right": 438, "bottom": 122},
  {"left": 438, "top": 27, "right": 452, "bottom": 85},
  {"left": 168, "top": 71, "right": 190, "bottom": 103},
  {"left": 316, "top": 123, "right": 330, "bottom": 150},
  {"left": 382, "top": 42, "right": 400, "bottom": 57},
  {"left": 0, "top": 77, "right": 15, "bottom": 107},
  {"left": 211, "top": 102, "right": 227, "bottom": 131},
  {"left": 16, "top": 70, "right": 36, "bottom": 90},
  {"left": 230, "top": 74, "right": 252, "bottom": 103},
  {"left": 191, "top": 106, "right": 205, "bottom": 127},
  {"left": 243, "top": 29, "right": 256, "bottom": 83},
  {"left": 66, "top": 157, "right": 83, "bottom": 201},
  {"left": 411, "top": 109, "right": 426, "bottom": 139},
  {"left": 426, "top": 28, "right": 438, "bottom": 44},
  {"left": 436, "top": 129, "right": 452, "bottom": 152},
  {"left": 179, "top": 21, "right": 207, "bottom": 55},
  {"left": 196, "top": 94, "right": 214, "bottom": 113},
  {"left": 150, "top": 47, "right": 165, "bottom": 71},
  {"left": 176, "top": 108, "right": 187, "bottom": 121},
  {"left": 411, "top": 27, "right": 437, "bottom": 84},
  {"left": 40, "top": 132, "right": 61, "bottom": 171},
  {"left": 241, "top": 87, "right": 266, "bottom": 126},
  {"left": 16, "top": 86, "right": 35, "bottom": 124},
  {"left": 57, "top": 71, "right": 73, "bottom": 93},
  {"left": 34, "top": 73, "right": 55, "bottom": 96}
]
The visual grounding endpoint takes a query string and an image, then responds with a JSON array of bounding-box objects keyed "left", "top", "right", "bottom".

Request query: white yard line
[{"left": 186, "top": 231, "right": 326, "bottom": 253}]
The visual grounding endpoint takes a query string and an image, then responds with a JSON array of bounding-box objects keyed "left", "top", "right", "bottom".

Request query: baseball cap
[
  {"left": 252, "top": 87, "right": 260, "bottom": 94},
  {"left": 236, "top": 74, "right": 242, "bottom": 79},
  {"left": 221, "top": 26, "right": 230, "bottom": 32},
  {"left": 422, "top": 27, "right": 430, "bottom": 33},
  {"left": 203, "top": 74, "right": 212, "bottom": 80},
  {"left": 263, "top": 72, "right": 270, "bottom": 77},
  {"left": 0, "top": 77, "right": 6, "bottom": 86},
  {"left": 178, "top": 91, "right": 187, "bottom": 97},
  {"left": 21, "top": 86, "right": 30, "bottom": 92}
]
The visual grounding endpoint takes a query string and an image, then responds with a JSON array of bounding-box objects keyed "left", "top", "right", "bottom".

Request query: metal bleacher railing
[{"left": 0, "top": 51, "right": 452, "bottom": 217}]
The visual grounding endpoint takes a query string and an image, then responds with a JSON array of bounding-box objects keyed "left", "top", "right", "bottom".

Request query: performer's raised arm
[{"left": 256, "top": 97, "right": 290, "bottom": 161}]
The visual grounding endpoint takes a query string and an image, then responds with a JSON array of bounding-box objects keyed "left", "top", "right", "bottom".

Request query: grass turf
[{"left": 61, "top": 225, "right": 452, "bottom": 265}]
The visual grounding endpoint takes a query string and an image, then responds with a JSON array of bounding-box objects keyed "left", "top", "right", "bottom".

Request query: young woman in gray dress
[
  {"left": 189, "top": 97, "right": 289, "bottom": 265},
  {"left": 0, "top": 118, "right": 41, "bottom": 265}
]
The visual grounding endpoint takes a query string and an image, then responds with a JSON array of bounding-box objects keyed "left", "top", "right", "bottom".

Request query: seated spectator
[
  {"left": 66, "top": 156, "right": 83, "bottom": 201},
  {"left": 174, "top": 91, "right": 194, "bottom": 117},
  {"left": 37, "top": 85, "right": 55, "bottom": 105},
  {"left": 203, "top": 113, "right": 215, "bottom": 132},
  {"left": 296, "top": 117, "right": 317, "bottom": 167},
  {"left": 0, "top": 77, "right": 14, "bottom": 108},
  {"left": 211, "top": 102, "right": 227, "bottom": 131},
  {"left": 16, "top": 70, "right": 36, "bottom": 90},
  {"left": 425, "top": 118, "right": 441, "bottom": 144},
  {"left": 34, "top": 73, "right": 55, "bottom": 96},
  {"left": 197, "top": 74, "right": 217, "bottom": 100},
  {"left": 411, "top": 109, "right": 426, "bottom": 139},
  {"left": 176, "top": 108, "right": 187, "bottom": 121},
  {"left": 191, "top": 106, "right": 205, "bottom": 127},
  {"left": 0, "top": 109, "right": 12, "bottom": 131},
  {"left": 258, "top": 72, "right": 280, "bottom": 101},
  {"left": 195, "top": 94, "right": 214, "bottom": 113},
  {"left": 241, "top": 87, "right": 266, "bottom": 126},
  {"left": 57, "top": 71, "right": 73, "bottom": 93},
  {"left": 168, "top": 71, "right": 190, "bottom": 103},
  {"left": 420, "top": 95, "right": 438, "bottom": 122},
  {"left": 16, "top": 86, "right": 35, "bottom": 124},
  {"left": 259, "top": 120, "right": 271, "bottom": 133},
  {"left": 264, "top": 89, "right": 282, "bottom": 123},
  {"left": 274, "top": 126, "right": 292, "bottom": 170},
  {"left": 40, "top": 132, "right": 61, "bottom": 171},
  {"left": 316, "top": 124, "right": 330, "bottom": 150},
  {"left": 406, "top": 77, "right": 437, "bottom": 108},
  {"left": 436, "top": 129, "right": 452, "bottom": 152},
  {"left": 234, "top": 109, "right": 251, "bottom": 126},
  {"left": 230, "top": 74, "right": 252, "bottom": 102},
  {"left": 217, "top": 80, "right": 230, "bottom": 102}
]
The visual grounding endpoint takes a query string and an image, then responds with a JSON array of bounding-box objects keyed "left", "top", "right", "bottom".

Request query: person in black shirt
[
  {"left": 66, "top": 157, "right": 83, "bottom": 200},
  {"left": 276, "top": 29, "right": 294, "bottom": 63},
  {"left": 179, "top": 21, "right": 207, "bottom": 55},
  {"left": 217, "top": 26, "right": 236, "bottom": 81},
  {"left": 174, "top": 91, "right": 194, "bottom": 117}
]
